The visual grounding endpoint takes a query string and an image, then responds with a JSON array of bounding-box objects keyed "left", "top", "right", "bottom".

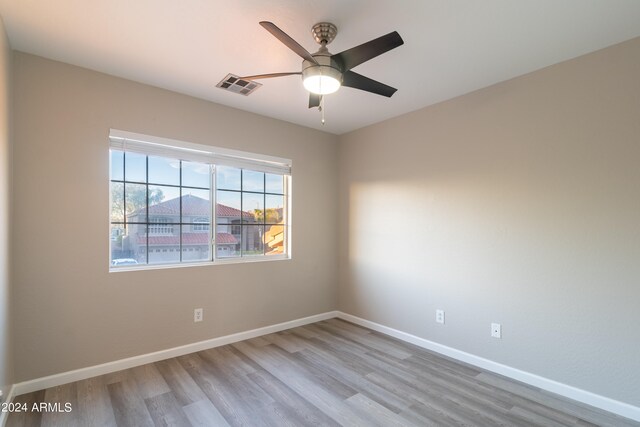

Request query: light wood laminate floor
[{"left": 7, "top": 319, "right": 638, "bottom": 426}]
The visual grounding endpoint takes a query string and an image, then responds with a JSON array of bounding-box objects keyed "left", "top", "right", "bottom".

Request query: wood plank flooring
[{"left": 7, "top": 319, "right": 638, "bottom": 426}]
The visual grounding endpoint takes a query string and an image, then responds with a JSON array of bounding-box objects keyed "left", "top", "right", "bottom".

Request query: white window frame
[
  {"left": 109, "top": 129, "right": 292, "bottom": 271},
  {"left": 192, "top": 218, "right": 210, "bottom": 232}
]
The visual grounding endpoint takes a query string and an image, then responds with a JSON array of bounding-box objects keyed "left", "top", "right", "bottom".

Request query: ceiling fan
[{"left": 223, "top": 21, "right": 404, "bottom": 110}]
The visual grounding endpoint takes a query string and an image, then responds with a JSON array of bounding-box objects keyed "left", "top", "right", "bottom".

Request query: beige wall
[
  {"left": 0, "top": 16, "right": 12, "bottom": 399},
  {"left": 338, "top": 37, "right": 640, "bottom": 406},
  {"left": 12, "top": 52, "right": 339, "bottom": 381}
]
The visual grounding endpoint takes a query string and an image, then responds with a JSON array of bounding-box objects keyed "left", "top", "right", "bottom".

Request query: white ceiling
[{"left": 2, "top": 1, "right": 640, "bottom": 134}]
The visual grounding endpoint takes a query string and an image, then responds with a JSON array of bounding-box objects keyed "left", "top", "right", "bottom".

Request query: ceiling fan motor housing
[
  {"left": 301, "top": 51, "right": 343, "bottom": 86},
  {"left": 304, "top": 22, "right": 342, "bottom": 87},
  {"left": 303, "top": 23, "right": 342, "bottom": 95}
]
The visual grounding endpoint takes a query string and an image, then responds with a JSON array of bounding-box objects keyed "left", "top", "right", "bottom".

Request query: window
[
  {"left": 110, "top": 153, "right": 211, "bottom": 265},
  {"left": 109, "top": 130, "right": 291, "bottom": 270},
  {"left": 216, "top": 166, "right": 287, "bottom": 258}
]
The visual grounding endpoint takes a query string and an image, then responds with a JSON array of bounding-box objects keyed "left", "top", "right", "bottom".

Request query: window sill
[{"left": 109, "top": 254, "right": 291, "bottom": 273}]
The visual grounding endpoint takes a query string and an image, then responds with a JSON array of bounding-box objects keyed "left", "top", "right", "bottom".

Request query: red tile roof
[
  {"left": 216, "top": 203, "right": 253, "bottom": 218},
  {"left": 137, "top": 232, "right": 237, "bottom": 246},
  {"left": 142, "top": 194, "right": 252, "bottom": 218},
  {"left": 216, "top": 233, "right": 238, "bottom": 244}
]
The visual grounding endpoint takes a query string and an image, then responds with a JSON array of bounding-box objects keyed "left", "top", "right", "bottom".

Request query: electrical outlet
[
  {"left": 194, "top": 308, "right": 203, "bottom": 323},
  {"left": 435, "top": 309, "right": 445, "bottom": 324},
  {"left": 491, "top": 323, "right": 502, "bottom": 338}
]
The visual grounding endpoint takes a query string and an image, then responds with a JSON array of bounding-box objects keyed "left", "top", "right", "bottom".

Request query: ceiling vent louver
[{"left": 216, "top": 74, "right": 262, "bottom": 95}]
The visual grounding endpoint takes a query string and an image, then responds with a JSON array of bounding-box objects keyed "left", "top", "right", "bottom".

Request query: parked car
[{"left": 111, "top": 258, "right": 139, "bottom": 267}]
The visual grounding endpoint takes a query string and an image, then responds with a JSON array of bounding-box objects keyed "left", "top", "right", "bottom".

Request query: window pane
[
  {"left": 265, "top": 224, "right": 285, "bottom": 256},
  {"left": 125, "top": 183, "right": 147, "bottom": 221},
  {"left": 183, "top": 227, "right": 210, "bottom": 262},
  {"left": 216, "top": 165, "right": 241, "bottom": 191},
  {"left": 111, "top": 224, "right": 139, "bottom": 266},
  {"left": 182, "top": 188, "right": 210, "bottom": 224},
  {"left": 242, "top": 225, "right": 264, "bottom": 256},
  {"left": 265, "top": 194, "right": 284, "bottom": 224},
  {"left": 216, "top": 223, "right": 240, "bottom": 258},
  {"left": 148, "top": 185, "right": 180, "bottom": 219},
  {"left": 242, "top": 170, "right": 264, "bottom": 192},
  {"left": 265, "top": 173, "right": 284, "bottom": 194},
  {"left": 110, "top": 150, "right": 124, "bottom": 181},
  {"left": 125, "top": 152, "right": 146, "bottom": 182},
  {"left": 148, "top": 156, "right": 180, "bottom": 186},
  {"left": 116, "top": 223, "right": 148, "bottom": 265},
  {"left": 183, "top": 161, "right": 210, "bottom": 189},
  {"left": 243, "top": 193, "right": 264, "bottom": 223},
  {"left": 217, "top": 190, "right": 241, "bottom": 213},
  {"left": 111, "top": 182, "right": 124, "bottom": 222},
  {"left": 148, "top": 224, "right": 181, "bottom": 264}
]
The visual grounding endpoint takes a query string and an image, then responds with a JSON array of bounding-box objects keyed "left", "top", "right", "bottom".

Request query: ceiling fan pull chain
[{"left": 320, "top": 68, "right": 325, "bottom": 125}]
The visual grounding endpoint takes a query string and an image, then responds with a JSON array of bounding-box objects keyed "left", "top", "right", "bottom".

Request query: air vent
[{"left": 216, "top": 74, "right": 262, "bottom": 96}]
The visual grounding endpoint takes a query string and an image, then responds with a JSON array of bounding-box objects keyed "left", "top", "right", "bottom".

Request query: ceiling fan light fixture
[
  {"left": 303, "top": 75, "right": 341, "bottom": 95},
  {"left": 302, "top": 65, "right": 342, "bottom": 95}
]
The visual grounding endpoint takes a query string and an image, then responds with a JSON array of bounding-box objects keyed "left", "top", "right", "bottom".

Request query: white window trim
[{"left": 109, "top": 129, "right": 292, "bottom": 272}]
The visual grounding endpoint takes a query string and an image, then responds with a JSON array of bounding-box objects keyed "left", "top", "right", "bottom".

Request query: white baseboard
[
  {"left": 337, "top": 311, "right": 640, "bottom": 423},
  {"left": 0, "top": 384, "right": 16, "bottom": 427},
  {"left": 12, "top": 311, "right": 339, "bottom": 397}
]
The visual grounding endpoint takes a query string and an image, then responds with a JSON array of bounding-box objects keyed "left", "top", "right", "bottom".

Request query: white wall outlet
[
  {"left": 194, "top": 308, "right": 203, "bottom": 323},
  {"left": 491, "top": 323, "right": 502, "bottom": 338},
  {"left": 435, "top": 309, "right": 445, "bottom": 324}
]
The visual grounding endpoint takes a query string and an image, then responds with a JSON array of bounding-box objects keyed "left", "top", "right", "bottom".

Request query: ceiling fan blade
[
  {"left": 309, "top": 93, "right": 321, "bottom": 108},
  {"left": 241, "top": 72, "right": 301, "bottom": 80},
  {"left": 332, "top": 31, "right": 404, "bottom": 71},
  {"left": 260, "top": 21, "right": 318, "bottom": 65},
  {"left": 342, "top": 71, "right": 398, "bottom": 97}
]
